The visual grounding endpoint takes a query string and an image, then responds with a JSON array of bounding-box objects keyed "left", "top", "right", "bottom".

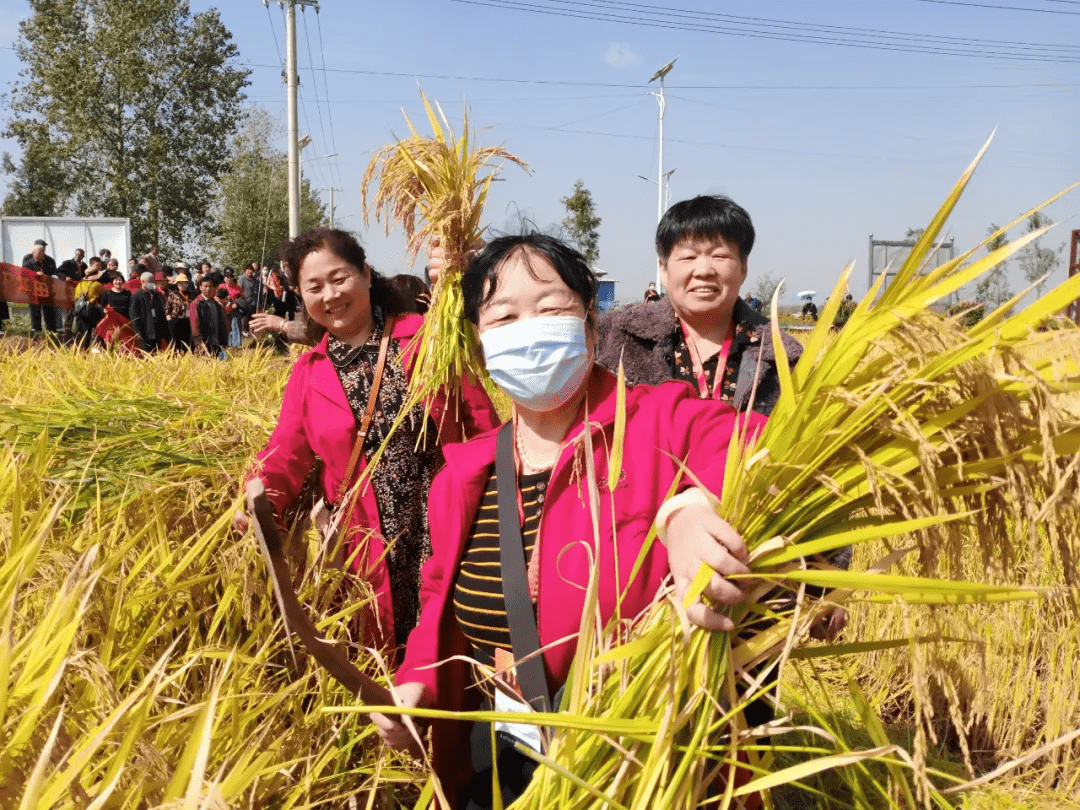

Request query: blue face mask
[{"left": 480, "top": 315, "right": 591, "bottom": 412}]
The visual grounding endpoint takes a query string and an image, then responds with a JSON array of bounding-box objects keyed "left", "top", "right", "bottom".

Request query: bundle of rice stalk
[
  {"left": 361, "top": 91, "right": 526, "bottom": 458},
  {"left": 496, "top": 142, "right": 1080, "bottom": 808},
  {"left": 847, "top": 325, "right": 1080, "bottom": 791}
]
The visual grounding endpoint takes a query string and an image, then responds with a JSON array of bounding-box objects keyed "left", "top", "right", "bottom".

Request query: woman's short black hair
[
  {"left": 462, "top": 233, "right": 598, "bottom": 325},
  {"left": 281, "top": 227, "right": 405, "bottom": 342},
  {"left": 655, "top": 195, "right": 755, "bottom": 263}
]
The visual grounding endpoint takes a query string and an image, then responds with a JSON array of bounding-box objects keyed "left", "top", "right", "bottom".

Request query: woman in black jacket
[{"left": 101, "top": 274, "right": 132, "bottom": 320}]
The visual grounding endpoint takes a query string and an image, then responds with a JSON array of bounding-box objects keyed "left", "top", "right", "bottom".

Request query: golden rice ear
[{"left": 358, "top": 92, "right": 527, "bottom": 474}]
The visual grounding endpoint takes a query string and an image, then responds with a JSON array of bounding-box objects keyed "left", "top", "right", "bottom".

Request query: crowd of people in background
[
  {"left": 0, "top": 240, "right": 434, "bottom": 355},
  {"left": 646, "top": 284, "right": 858, "bottom": 331}
]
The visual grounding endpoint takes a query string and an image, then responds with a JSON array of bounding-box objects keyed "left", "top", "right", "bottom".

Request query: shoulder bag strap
[
  {"left": 495, "top": 422, "right": 552, "bottom": 713},
  {"left": 336, "top": 315, "right": 397, "bottom": 504}
]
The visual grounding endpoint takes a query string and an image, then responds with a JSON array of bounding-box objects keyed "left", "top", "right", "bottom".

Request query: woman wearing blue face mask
[{"left": 374, "top": 233, "right": 767, "bottom": 808}]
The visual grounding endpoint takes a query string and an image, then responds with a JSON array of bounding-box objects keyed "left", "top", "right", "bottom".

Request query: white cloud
[{"left": 604, "top": 42, "right": 640, "bottom": 69}]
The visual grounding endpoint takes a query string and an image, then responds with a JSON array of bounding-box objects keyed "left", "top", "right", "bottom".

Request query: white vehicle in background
[{"left": 1, "top": 217, "right": 131, "bottom": 267}]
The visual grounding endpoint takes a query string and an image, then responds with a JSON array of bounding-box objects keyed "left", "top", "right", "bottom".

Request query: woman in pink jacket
[
  {"left": 236, "top": 228, "right": 499, "bottom": 655},
  {"left": 375, "top": 234, "right": 766, "bottom": 808}
]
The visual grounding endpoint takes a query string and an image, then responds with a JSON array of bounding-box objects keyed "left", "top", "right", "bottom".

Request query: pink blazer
[
  {"left": 250, "top": 314, "right": 500, "bottom": 649},
  {"left": 397, "top": 365, "right": 766, "bottom": 790}
]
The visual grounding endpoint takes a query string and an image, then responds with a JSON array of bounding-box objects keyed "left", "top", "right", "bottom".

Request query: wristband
[{"left": 653, "top": 487, "right": 712, "bottom": 547}]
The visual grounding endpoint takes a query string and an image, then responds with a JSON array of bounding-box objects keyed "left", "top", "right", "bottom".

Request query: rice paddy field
[
  {"left": 4, "top": 138, "right": 1080, "bottom": 807},
  {"left": 0, "top": 305, "right": 1077, "bottom": 808}
]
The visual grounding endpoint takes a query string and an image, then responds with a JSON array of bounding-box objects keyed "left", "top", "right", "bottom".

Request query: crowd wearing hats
[{"left": 1, "top": 241, "right": 301, "bottom": 356}]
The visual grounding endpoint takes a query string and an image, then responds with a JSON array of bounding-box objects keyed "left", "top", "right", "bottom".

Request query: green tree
[
  {"left": 212, "top": 109, "right": 325, "bottom": 270},
  {"left": 561, "top": 179, "right": 601, "bottom": 265},
  {"left": 0, "top": 121, "right": 72, "bottom": 217},
  {"left": 975, "top": 224, "right": 1013, "bottom": 310},
  {"left": 1016, "top": 211, "right": 1064, "bottom": 298},
  {"left": 2, "top": 0, "right": 249, "bottom": 254}
]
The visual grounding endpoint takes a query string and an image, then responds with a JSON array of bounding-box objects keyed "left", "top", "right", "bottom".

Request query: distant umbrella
[{"left": 793, "top": 290, "right": 817, "bottom": 300}]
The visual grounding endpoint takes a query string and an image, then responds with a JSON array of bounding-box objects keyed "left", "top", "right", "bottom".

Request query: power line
[
  {"left": 242, "top": 63, "right": 1080, "bottom": 91},
  {"left": 450, "top": 0, "right": 1080, "bottom": 63},
  {"left": 245, "top": 91, "right": 645, "bottom": 104},
  {"left": 487, "top": 116, "right": 1074, "bottom": 171},
  {"left": 244, "top": 62, "right": 651, "bottom": 87},
  {"left": 298, "top": 95, "right": 329, "bottom": 189},
  {"left": 300, "top": 9, "right": 335, "bottom": 189},
  {"left": 565, "top": 0, "right": 1080, "bottom": 53},
  {"left": 314, "top": 9, "right": 343, "bottom": 190},
  {"left": 277, "top": 5, "right": 326, "bottom": 191},
  {"left": 915, "top": 0, "right": 1080, "bottom": 14},
  {"left": 264, "top": 3, "right": 285, "bottom": 71},
  {"left": 548, "top": 98, "right": 648, "bottom": 129},
  {"left": 467, "top": 0, "right": 1080, "bottom": 61}
]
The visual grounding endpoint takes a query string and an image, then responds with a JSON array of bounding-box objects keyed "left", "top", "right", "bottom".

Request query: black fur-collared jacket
[{"left": 595, "top": 296, "right": 804, "bottom": 415}]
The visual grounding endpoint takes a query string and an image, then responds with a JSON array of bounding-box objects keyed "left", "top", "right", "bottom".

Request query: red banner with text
[{"left": 1, "top": 262, "right": 77, "bottom": 308}]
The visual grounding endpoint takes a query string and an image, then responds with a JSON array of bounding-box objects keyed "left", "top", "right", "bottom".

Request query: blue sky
[{"left": 1, "top": 0, "right": 1077, "bottom": 304}]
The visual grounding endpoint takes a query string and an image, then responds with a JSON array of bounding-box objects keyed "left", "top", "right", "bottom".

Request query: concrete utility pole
[
  {"left": 321, "top": 187, "right": 343, "bottom": 228},
  {"left": 649, "top": 57, "right": 677, "bottom": 293},
  {"left": 265, "top": 0, "right": 319, "bottom": 238}
]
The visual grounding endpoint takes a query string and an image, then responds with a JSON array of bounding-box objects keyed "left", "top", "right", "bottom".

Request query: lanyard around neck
[{"left": 680, "top": 320, "right": 735, "bottom": 400}]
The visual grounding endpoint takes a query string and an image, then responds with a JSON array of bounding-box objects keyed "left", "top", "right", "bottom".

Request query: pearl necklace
[{"left": 515, "top": 420, "right": 557, "bottom": 474}]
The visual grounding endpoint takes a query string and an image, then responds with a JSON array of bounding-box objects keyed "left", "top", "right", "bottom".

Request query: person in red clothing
[
  {"left": 233, "top": 227, "right": 499, "bottom": 655},
  {"left": 375, "top": 234, "right": 766, "bottom": 808},
  {"left": 123, "top": 263, "right": 144, "bottom": 292}
]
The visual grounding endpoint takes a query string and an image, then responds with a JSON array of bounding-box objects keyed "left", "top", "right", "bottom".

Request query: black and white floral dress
[{"left": 326, "top": 312, "right": 442, "bottom": 646}]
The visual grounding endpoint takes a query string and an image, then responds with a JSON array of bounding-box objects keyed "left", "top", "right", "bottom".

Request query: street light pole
[
  {"left": 648, "top": 57, "right": 678, "bottom": 292},
  {"left": 321, "top": 187, "right": 343, "bottom": 227},
  {"left": 638, "top": 170, "right": 675, "bottom": 209},
  {"left": 655, "top": 85, "right": 665, "bottom": 224}
]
